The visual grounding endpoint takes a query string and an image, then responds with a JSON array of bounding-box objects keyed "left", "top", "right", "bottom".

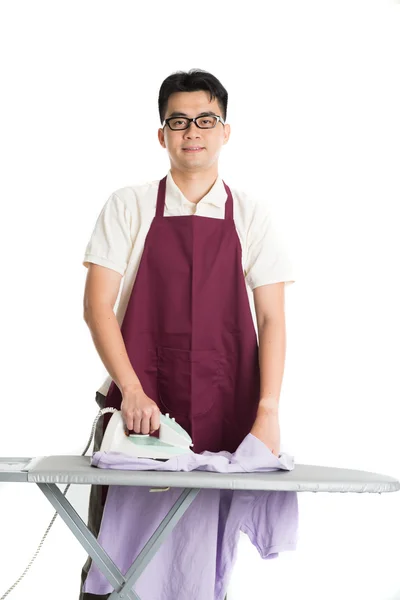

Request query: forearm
[
  {"left": 84, "top": 305, "right": 142, "bottom": 394},
  {"left": 257, "top": 318, "right": 286, "bottom": 415}
]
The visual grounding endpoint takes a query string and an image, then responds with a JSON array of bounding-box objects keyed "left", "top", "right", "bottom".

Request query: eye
[{"left": 198, "top": 116, "right": 217, "bottom": 128}]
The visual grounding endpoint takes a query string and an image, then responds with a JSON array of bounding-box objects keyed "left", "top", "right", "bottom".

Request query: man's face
[{"left": 158, "top": 90, "right": 230, "bottom": 172}]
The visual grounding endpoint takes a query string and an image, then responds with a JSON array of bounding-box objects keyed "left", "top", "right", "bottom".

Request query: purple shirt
[{"left": 83, "top": 433, "right": 299, "bottom": 599}]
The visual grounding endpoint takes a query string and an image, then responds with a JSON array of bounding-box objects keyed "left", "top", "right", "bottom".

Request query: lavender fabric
[{"left": 84, "top": 433, "right": 299, "bottom": 599}]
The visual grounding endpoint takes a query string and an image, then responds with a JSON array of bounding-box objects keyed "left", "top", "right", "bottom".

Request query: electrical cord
[{"left": 0, "top": 407, "right": 117, "bottom": 599}]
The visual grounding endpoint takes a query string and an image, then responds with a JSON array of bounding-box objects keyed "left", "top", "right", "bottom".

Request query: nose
[{"left": 184, "top": 121, "right": 201, "bottom": 139}]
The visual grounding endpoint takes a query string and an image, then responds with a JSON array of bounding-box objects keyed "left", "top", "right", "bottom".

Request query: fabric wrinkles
[{"left": 83, "top": 433, "right": 299, "bottom": 599}]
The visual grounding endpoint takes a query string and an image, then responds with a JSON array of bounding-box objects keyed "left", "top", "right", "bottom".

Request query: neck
[{"left": 169, "top": 165, "right": 219, "bottom": 204}]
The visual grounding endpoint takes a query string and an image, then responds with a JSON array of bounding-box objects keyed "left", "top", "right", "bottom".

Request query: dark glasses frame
[{"left": 162, "top": 115, "right": 225, "bottom": 130}]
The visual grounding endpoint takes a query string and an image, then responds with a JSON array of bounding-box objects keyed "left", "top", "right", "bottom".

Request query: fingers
[
  {"left": 123, "top": 413, "right": 134, "bottom": 432},
  {"left": 137, "top": 411, "right": 150, "bottom": 434},
  {"left": 122, "top": 405, "right": 161, "bottom": 435},
  {"left": 150, "top": 410, "right": 160, "bottom": 434}
]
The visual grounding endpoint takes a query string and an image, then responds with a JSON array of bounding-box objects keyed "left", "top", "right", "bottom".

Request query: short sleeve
[
  {"left": 244, "top": 200, "right": 296, "bottom": 291},
  {"left": 83, "top": 193, "right": 133, "bottom": 276},
  {"left": 240, "top": 491, "right": 299, "bottom": 559}
]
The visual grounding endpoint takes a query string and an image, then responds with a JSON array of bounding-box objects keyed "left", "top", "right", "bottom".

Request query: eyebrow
[{"left": 166, "top": 111, "right": 217, "bottom": 118}]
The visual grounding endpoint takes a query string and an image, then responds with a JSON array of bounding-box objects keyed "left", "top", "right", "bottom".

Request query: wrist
[
  {"left": 257, "top": 397, "right": 279, "bottom": 416},
  {"left": 120, "top": 381, "right": 143, "bottom": 394}
]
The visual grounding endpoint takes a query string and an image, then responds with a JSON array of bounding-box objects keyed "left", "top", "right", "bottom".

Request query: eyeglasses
[{"left": 162, "top": 115, "right": 225, "bottom": 130}]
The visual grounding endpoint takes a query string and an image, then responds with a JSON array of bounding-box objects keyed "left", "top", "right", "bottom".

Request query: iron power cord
[{"left": 0, "top": 407, "right": 117, "bottom": 599}]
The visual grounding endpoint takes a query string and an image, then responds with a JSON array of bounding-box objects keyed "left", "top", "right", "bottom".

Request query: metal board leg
[
  {"left": 108, "top": 487, "right": 200, "bottom": 599},
  {"left": 36, "top": 483, "right": 200, "bottom": 600},
  {"left": 37, "top": 483, "right": 138, "bottom": 599}
]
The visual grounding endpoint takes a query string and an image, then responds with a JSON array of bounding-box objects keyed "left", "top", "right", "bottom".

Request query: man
[{"left": 79, "top": 68, "right": 295, "bottom": 599}]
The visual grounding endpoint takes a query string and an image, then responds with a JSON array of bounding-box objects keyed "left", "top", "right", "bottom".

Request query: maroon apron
[{"left": 103, "top": 175, "right": 260, "bottom": 454}]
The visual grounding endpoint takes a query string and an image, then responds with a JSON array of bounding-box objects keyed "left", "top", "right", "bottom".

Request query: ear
[
  {"left": 223, "top": 123, "right": 231, "bottom": 145},
  {"left": 158, "top": 128, "right": 166, "bottom": 149}
]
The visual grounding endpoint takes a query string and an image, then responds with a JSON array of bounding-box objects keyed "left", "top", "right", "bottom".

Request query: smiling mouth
[{"left": 182, "top": 147, "right": 204, "bottom": 152}]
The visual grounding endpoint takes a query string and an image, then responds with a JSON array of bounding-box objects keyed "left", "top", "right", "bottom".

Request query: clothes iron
[{"left": 99, "top": 410, "right": 194, "bottom": 461}]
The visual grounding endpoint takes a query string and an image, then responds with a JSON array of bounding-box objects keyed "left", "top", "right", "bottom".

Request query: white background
[{"left": 1, "top": 1, "right": 399, "bottom": 599}]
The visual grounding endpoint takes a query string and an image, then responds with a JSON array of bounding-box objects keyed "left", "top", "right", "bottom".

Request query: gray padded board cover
[{"left": 1, "top": 456, "right": 399, "bottom": 493}]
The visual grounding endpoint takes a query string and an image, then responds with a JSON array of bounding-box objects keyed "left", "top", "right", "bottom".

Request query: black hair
[{"left": 158, "top": 68, "right": 228, "bottom": 124}]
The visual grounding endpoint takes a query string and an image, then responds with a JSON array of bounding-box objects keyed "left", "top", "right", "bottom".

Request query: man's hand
[
  {"left": 250, "top": 407, "right": 281, "bottom": 457},
  {"left": 121, "top": 385, "right": 161, "bottom": 435}
]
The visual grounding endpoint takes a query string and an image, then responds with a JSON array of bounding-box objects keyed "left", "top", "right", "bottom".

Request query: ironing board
[{"left": 1, "top": 455, "right": 399, "bottom": 600}]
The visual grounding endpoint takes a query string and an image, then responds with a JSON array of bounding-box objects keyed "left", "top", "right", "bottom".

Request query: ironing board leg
[
  {"left": 36, "top": 483, "right": 200, "bottom": 600},
  {"left": 108, "top": 487, "right": 201, "bottom": 600},
  {"left": 36, "top": 483, "right": 136, "bottom": 598}
]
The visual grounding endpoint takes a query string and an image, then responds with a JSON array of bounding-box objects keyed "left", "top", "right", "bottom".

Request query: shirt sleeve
[
  {"left": 244, "top": 199, "right": 296, "bottom": 291},
  {"left": 83, "top": 192, "right": 133, "bottom": 276},
  {"left": 240, "top": 491, "right": 299, "bottom": 559}
]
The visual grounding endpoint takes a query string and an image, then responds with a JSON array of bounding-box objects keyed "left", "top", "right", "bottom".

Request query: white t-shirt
[{"left": 83, "top": 170, "right": 296, "bottom": 396}]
